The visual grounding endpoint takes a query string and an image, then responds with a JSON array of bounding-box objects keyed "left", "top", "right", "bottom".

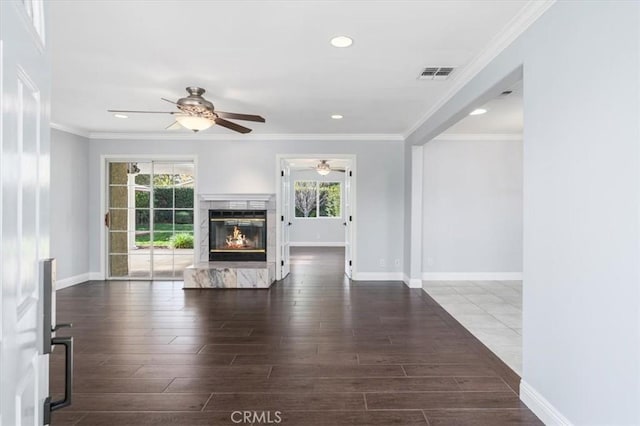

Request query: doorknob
[
  {"left": 343, "top": 222, "right": 347, "bottom": 226},
  {"left": 288, "top": 222, "right": 292, "bottom": 226}
]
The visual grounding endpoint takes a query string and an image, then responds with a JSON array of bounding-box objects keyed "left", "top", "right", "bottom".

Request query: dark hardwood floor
[{"left": 50, "top": 247, "right": 541, "bottom": 425}]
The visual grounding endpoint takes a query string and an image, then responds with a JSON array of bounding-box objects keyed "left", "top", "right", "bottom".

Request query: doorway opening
[
  {"left": 275, "top": 155, "right": 356, "bottom": 280},
  {"left": 421, "top": 80, "right": 524, "bottom": 374},
  {"left": 106, "top": 160, "right": 196, "bottom": 279}
]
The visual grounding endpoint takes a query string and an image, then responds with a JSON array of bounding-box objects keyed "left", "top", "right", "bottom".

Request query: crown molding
[
  {"left": 434, "top": 133, "right": 522, "bottom": 141},
  {"left": 50, "top": 122, "right": 91, "bottom": 138},
  {"left": 403, "top": 0, "right": 556, "bottom": 139},
  {"left": 88, "top": 132, "right": 405, "bottom": 142}
]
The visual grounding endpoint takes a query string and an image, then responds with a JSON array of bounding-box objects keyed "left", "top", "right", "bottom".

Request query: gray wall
[
  {"left": 408, "top": 2, "right": 639, "bottom": 424},
  {"left": 50, "top": 129, "right": 90, "bottom": 282},
  {"left": 88, "top": 138, "right": 404, "bottom": 276},
  {"left": 403, "top": 142, "right": 412, "bottom": 276},
  {"left": 422, "top": 137, "right": 522, "bottom": 274},
  {"left": 290, "top": 169, "right": 345, "bottom": 245}
]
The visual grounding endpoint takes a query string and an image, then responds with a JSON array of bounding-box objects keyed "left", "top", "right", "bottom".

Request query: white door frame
[
  {"left": 275, "top": 154, "right": 357, "bottom": 280},
  {"left": 99, "top": 154, "right": 198, "bottom": 280}
]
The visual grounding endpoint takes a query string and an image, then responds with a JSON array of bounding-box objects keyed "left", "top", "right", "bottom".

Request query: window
[{"left": 294, "top": 181, "right": 341, "bottom": 218}]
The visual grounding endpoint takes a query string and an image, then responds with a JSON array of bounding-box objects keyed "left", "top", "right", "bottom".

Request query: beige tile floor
[{"left": 422, "top": 280, "right": 522, "bottom": 374}]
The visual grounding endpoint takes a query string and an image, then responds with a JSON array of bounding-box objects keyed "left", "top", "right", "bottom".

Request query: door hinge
[
  {"left": 281, "top": 170, "right": 284, "bottom": 177},
  {"left": 281, "top": 215, "right": 284, "bottom": 222},
  {"left": 281, "top": 260, "right": 284, "bottom": 266},
  {"left": 349, "top": 260, "right": 352, "bottom": 266},
  {"left": 349, "top": 215, "right": 353, "bottom": 222},
  {"left": 349, "top": 171, "right": 352, "bottom": 177}
]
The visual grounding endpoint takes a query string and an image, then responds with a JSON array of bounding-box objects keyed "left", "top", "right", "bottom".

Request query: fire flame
[{"left": 226, "top": 226, "right": 248, "bottom": 249}]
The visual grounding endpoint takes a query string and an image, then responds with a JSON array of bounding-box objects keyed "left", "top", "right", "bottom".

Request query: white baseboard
[
  {"left": 352, "top": 272, "right": 404, "bottom": 281},
  {"left": 520, "top": 380, "right": 572, "bottom": 425},
  {"left": 289, "top": 242, "right": 345, "bottom": 247},
  {"left": 402, "top": 274, "right": 423, "bottom": 288},
  {"left": 422, "top": 272, "right": 523, "bottom": 281},
  {"left": 56, "top": 273, "right": 90, "bottom": 290},
  {"left": 89, "top": 272, "right": 105, "bottom": 281}
]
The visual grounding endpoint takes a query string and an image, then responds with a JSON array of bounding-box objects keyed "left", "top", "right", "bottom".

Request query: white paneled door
[
  {"left": 280, "top": 163, "right": 291, "bottom": 278},
  {"left": 1, "top": 1, "right": 51, "bottom": 425},
  {"left": 343, "top": 167, "right": 353, "bottom": 278}
]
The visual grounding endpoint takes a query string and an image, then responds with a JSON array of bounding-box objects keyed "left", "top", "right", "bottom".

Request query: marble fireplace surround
[{"left": 183, "top": 194, "right": 276, "bottom": 289}]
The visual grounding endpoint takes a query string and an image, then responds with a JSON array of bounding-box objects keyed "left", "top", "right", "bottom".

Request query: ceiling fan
[
  {"left": 312, "top": 160, "right": 345, "bottom": 175},
  {"left": 108, "top": 86, "right": 265, "bottom": 133}
]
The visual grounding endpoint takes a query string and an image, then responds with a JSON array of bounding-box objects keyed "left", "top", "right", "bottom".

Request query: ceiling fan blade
[
  {"left": 107, "top": 109, "right": 175, "bottom": 114},
  {"left": 214, "top": 117, "right": 252, "bottom": 134},
  {"left": 161, "top": 98, "right": 177, "bottom": 105},
  {"left": 165, "top": 121, "right": 182, "bottom": 130},
  {"left": 216, "top": 111, "right": 265, "bottom": 122}
]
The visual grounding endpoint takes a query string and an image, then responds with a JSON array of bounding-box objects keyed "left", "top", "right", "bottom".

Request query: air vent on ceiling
[{"left": 419, "top": 66, "right": 455, "bottom": 81}]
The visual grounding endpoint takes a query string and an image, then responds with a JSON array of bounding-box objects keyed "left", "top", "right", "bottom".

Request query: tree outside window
[{"left": 294, "top": 181, "right": 341, "bottom": 218}]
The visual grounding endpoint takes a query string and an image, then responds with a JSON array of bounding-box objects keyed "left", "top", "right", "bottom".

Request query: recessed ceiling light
[
  {"left": 331, "top": 114, "right": 343, "bottom": 120},
  {"left": 330, "top": 36, "right": 353, "bottom": 48},
  {"left": 469, "top": 108, "right": 487, "bottom": 116},
  {"left": 114, "top": 113, "right": 128, "bottom": 119}
]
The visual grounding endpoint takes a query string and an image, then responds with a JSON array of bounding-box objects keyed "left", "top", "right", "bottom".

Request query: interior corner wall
[
  {"left": 407, "top": 2, "right": 640, "bottom": 424},
  {"left": 422, "top": 137, "right": 522, "bottom": 277},
  {"left": 50, "top": 129, "right": 91, "bottom": 285},
  {"left": 88, "top": 138, "right": 404, "bottom": 278},
  {"left": 289, "top": 169, "right": 345, "bottom": 245}
]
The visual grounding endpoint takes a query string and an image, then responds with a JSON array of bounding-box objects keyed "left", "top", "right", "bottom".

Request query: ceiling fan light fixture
[
  {"left": 175, "top": 115, "right": 214, "bottom": 132},
  {"left": 316, "top": 160, "right": 331, "bottom": 176}
]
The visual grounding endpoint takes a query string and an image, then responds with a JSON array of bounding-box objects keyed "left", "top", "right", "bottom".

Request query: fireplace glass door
[{"left": 209, "top": 210, "right": 267, "bottom": 261}]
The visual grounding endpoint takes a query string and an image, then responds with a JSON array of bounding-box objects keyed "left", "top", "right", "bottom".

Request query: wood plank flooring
[{"left": 50, "top": 247, "right": 541, "bottom": 425}]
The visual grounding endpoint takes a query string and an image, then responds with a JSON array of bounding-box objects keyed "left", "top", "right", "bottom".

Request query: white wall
[
  {"left": 408, "top": 2, "right": 640, "bottom": 424},
  {"left": 50, "top": 129, "right": 91, "bottom": 286},
  {"left": 422, "top": 137, "right": 522, "bottom": 277},
  {"left": 290, "top": 169, "right": 345, "bottom": 245},
  {"left": 88, "top": 138, "right": 404, "bottom": 278}
]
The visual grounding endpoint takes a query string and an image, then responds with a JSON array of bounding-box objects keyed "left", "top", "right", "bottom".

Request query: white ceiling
[
  {"left": 443, "top": 81, "right": 523, "bottom": 134},
  {"left": 51, "top": 1, "right": 533, "bottom": 136}
]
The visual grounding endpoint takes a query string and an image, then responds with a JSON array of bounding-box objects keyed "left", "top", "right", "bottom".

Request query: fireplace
[{"left": 209, "top": 210, "right": 267, "bottom": 261}]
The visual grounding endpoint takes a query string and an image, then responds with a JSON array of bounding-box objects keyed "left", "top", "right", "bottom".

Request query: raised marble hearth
[{"left": 183, "top": 262, "right": 275, "bottom": 289}]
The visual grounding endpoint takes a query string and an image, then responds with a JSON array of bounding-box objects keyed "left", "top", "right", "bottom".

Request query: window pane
[
  {"left": 319, "top": 182, "right": 341, "bottom": 217},
  {"left": 174, "top": 210, "right": 194, "bottom": 232},
  {"left": 152, "top": 232, "right": 174, "bottom": 248},
  {"left": 153, "top": 163, "right": 175, "bottom": 187},
  {"left": 128, "top": 254, "right": 151, "bottom": 278},
  {"left": 153, "top": 210, "right": 174, "bottom": 232},
  {"left": 152, "top": 254, "right": 174, "bottom": 278},
  {"left": 294, "top": 181, "right": 318, "bottom": 218},
  {"left": 109, "top": 209, "right": 128, "bottom": 231},
  {"left": 109, "top": 231, "right": 128, "bottom": 254},
  {"left": 154, "top": 187, "right": 174, "bottom": 208},
  {"left": 135, "top": 187, "right": 150, "bottom": 208},
  {"left": 174, "top": 186, "right": 194, "bottom": 208},
  {"left": 109, "top": 255, "right": 129, "bottom": 277},
  {"left": 170, "top": 232, "right": 194, "bottom": 251},
  {"left": 135, "top": 209, "right": 150, "bottom": 231}
]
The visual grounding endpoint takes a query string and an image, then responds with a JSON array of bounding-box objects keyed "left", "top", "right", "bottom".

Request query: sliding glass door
[{"left": 107, "top": 160, "right": 195, "bottom": 279}]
